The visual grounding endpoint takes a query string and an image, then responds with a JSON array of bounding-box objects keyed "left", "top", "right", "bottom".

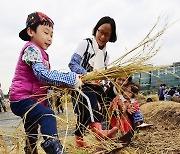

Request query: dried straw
[
  {"left": 82, "top": 16, "right": 172, "bottom": 84},
  {"left": 0, "top": 17, "right": 178, "bottom": 154}
]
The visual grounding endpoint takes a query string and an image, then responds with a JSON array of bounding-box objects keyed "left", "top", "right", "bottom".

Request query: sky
[{"left": 0, "top": 0, "right": 180, "bottom": 94}]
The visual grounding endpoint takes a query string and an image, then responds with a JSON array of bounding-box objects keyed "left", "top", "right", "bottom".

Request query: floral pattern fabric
[{"left": 22, "top": 45, "right": 43, "bottom": 66}]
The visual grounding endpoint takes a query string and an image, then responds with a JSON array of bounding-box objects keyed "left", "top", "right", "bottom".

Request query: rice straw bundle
[{"left": 82, "top": 17, "right": 172, "bottom": 84}]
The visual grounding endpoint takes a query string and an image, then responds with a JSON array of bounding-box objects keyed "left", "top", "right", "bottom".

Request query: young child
[
  {"left": 104, "top": 77, "right": 132, "bottom": 119},
  {"left": 9, "top": 12, "right": 82, "bottom": 154},
  {"left": 109, "top": 82, "right": 144, "bottom": 133}
]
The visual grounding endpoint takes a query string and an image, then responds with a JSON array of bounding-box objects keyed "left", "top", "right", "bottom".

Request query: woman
[{"left": 68, "top": 16, "right": 118, "bottom": 147}]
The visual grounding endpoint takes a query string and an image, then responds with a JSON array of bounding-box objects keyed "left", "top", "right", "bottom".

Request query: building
[{"left": 132, "top": 62, "right": 180, "bottom": 92}]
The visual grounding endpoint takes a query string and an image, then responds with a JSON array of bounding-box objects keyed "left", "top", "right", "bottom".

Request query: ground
[
  {"left": 0, "top": 100, "right": 180, "bottom": 154},
  {"left": 132, "top": 101, "right": 180, "bottom": 154}
]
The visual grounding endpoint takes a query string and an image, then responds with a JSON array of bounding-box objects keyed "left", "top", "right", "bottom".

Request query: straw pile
[{"left": 133, "top": 101, "right": 180, "bottom": 153}]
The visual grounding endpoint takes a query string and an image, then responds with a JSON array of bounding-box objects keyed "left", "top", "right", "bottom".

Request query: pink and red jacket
[{"left": 9, "top": 42, "right": 50, "bottom": 105}]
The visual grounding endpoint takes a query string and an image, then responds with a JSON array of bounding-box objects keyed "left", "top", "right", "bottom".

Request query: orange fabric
[
  {"left": 133, "top": 102, "right": 140, "bottom": 111},
  {"left": 110, "top": 116, "right": 132, "bottom": 133}
]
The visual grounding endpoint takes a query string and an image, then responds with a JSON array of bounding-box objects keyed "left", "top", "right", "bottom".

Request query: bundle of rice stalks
[{"left": 82, "top": 17, "right": 172, "bottom": 84}]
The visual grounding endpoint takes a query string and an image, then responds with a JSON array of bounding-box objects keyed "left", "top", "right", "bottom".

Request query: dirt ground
[
  {"left": 89, "top": 101, "right": 180, "bottom": 154},
  {"left": 0, "top": 100, "right": 180, "bottom": 154},
  {"left": 132, "top": 101, "right": 180, "bottom": 154}
]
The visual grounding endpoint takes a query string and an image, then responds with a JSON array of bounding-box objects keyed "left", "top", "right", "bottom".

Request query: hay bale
[{"left": 140, "top": 101, "right": 180, "bottom": 127}]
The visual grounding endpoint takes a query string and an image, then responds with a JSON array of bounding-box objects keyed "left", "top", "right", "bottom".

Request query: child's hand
[
  {"left": 110, "top": 96, "right": 119, "bottom": 111},
  {"left": 127, "top": 104, "right": 136, "bottom": 114},
  {"left": 117, "top": 99, "right": 126, "bottom": 113},
  {"left": 119, "top": 102, "right": 127, "bottom": 113},
  {"left": 109, "top": 101, "right": 116, "bottom": 112},
  {"left": 73, "top": 74, "right": 83, "bottom": 88}
]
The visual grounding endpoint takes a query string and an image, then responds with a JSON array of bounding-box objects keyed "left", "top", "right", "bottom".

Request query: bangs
[{"left": 41, "top": 20, "right": 54, "bottom": 28}]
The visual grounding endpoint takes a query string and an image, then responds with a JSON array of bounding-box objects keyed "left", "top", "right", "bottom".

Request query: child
[
  {"left": 104, "top": 77, "right": 133, "bottom": 121},
  {"left": 109, "top": 82, "right": 144, "bottom": 133},
  {"left": 9, "top": 12, "right": 82, "bottom": 154}
]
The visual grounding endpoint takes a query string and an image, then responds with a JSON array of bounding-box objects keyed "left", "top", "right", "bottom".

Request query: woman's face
[
  {"left": 95, "top": 23, "right": 112, "bottom": 49},
  {"left": 115, "top": 77, "right": 128, "bottom": 86}
]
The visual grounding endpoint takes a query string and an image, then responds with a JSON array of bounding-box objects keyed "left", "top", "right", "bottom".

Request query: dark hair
[
  {"left": 114, "top": 76, "right": 132, "bottom": 85},
  {"left": 127, "top": 76, "right": 132, "bottom": 83},
  {"left": 124, "top": 82, "right": 140, "bottom": 98},
  {"left": 160, "top": 83, "right": 166, "bottom": 87},
  {"left": 130, "top": 83, "right": 140, "bottom": 95},
  {"left": 29, "top": 20, "right": 53, "bottom": 33},
  {"left": 92, "top": 16, "right": 117, "bottom": 42}
]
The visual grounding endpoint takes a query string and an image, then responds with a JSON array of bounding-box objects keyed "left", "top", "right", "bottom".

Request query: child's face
[
  {"left": 123, "top": 86, "right": 133, "bottom": 100},
  {"left": 29, "top": 24, "right": 53, "bottom": 50}
]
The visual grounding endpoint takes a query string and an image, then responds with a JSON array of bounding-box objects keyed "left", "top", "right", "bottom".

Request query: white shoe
[{"left": 136, "top": 123, "right": 153, "bottom": 128}]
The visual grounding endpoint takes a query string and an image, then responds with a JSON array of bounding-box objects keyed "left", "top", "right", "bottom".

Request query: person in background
[
  {"left": 158, "top": 83, "right": 166, "bottom": 101},
  {"left": 55, "top": 96, "right": 64, "bottom": 114},
  {"left": 0, "top": 83, "right": 7, "bottom": 112},
  {"left": 9, "top": 11, "right": 82, "bottom": 154},
  {"left": 166, "top": 87, "right": 176, "bottom": 101},
  {"left": 175, "top": 89, "right": 180, "bottom": 97},
  {"left": 68, "top": 16, "right": 118, "bottom": 147}
]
